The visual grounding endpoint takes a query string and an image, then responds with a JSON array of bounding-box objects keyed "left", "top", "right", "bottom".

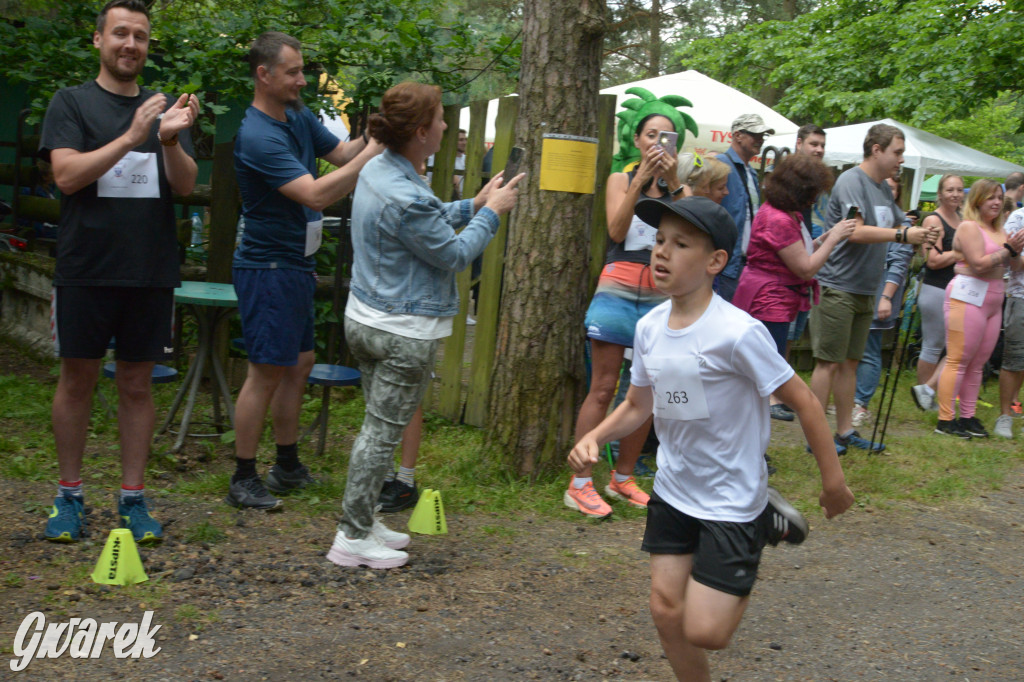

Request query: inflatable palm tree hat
[{"left": 611, "top": 87, "right": 699, "bottom": 173}]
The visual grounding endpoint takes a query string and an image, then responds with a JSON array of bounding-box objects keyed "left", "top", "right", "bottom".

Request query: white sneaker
[
  {"left": 372, "top": 516, "right": 410, "bottom": 549},
  {"left": 993, "top": 414, "right": 1014, "bottom": 439},
  {"left": 911, "top": 384, "right": 935, "bottom": 411},
  {"left": 327, "top": 530, "right": 408, "bottom": 569},
  {"left": 851, "top": 404, "right": 871, "bottom": 427}
]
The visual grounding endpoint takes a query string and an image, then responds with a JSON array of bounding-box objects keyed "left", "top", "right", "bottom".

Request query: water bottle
[{"left": 190, "top": 212, "right": 203, "bottom": 247}]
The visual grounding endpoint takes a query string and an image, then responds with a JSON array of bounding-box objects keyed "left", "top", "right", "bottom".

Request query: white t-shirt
[
  {"left": 631, "top": 295, "right": 794, "bottom": 522},
  {"left": 1005, "top": 208, "right": 1024, "bottom": 299},
  {"left": 344, "top": 291, "right": 453, "bottom": 340}
]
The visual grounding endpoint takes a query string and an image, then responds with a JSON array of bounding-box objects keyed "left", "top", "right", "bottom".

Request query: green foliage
[
  {"left": 678, "top": 0, "right": 1024, "bottom": 129},
  {"left": 0, "top": 0, "right": 520, "bottom": 126}
]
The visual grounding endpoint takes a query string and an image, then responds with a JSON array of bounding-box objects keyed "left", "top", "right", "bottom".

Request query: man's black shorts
[
  {"left": 53, "top": 286, "right": 174, "bottom": 362},
  {"left": 642, "top": 491, "right": 768, "bottom": 597}
]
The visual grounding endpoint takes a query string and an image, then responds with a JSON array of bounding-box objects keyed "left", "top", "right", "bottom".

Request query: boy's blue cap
[{"left": 635, "top": 195, "right": 738, "bottom": 255}]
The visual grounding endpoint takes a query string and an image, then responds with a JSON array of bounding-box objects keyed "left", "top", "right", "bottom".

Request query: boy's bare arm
[
  {"left": 773, "top": 376, "right": 855, "bottom": 519},
  {"left": 568, "top": 385, "right": 654, "bottom": 473}
]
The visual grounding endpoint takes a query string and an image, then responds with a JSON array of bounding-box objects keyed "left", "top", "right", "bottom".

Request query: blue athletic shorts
[{"left": 233, "top": 267, "right": 315, "bottom": 366}]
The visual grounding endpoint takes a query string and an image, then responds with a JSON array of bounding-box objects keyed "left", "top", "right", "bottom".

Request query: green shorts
[{"left": 809, "top": 286, "right": 875, "bottom": 363}]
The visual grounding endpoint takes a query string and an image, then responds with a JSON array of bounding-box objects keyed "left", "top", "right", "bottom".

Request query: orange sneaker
[
  {"left": 563, "top": 478, "right": 613, "bottom": 518},
  {"left": 605, "top": 475, "right": 650, "bottom": 508}
]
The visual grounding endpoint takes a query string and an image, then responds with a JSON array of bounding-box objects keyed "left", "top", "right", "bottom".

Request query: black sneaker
[
  {"left": 265, "top": 464, "right": 317, "bottom": 493},
  {"left": 770, "top": 404, "right": 794, "bottom": 422},
  {"left": 958, "top": 416, "right": 989, "bottom": 438},
  {"left": 225, "top": 475, "right": 283, "bottom": 511},
  {"left": 934, "top": 419, "right": 972, "bottom": 439},
  {"left": 762, "top": 487, "right": 809, "bottom": 546},
  {"left": 377, "top": 479, "right": 419, "bottom": 513}
]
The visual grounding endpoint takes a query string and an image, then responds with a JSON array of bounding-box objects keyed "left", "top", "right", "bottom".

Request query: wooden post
[
  {"left": 205, "top": 139, "right": 239, "bottom": 285},
  {"left": 437, "top": 100, "right": 489, "bottom": 421},
  {"left": 464, "top": 96, "right": 517, "bottom": 427}
]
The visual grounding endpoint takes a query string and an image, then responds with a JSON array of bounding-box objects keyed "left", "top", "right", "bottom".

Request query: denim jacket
[
  {"left": 720, "top": 146, "right": 760, "bottom": 280},
  {"left": 350, "top": 149, "right": 499, "bottom": 316}
]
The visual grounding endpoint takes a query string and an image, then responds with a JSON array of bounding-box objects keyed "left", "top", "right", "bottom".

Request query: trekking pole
[{"left": 871, "top": 284, "right": 920, "bottom": 447}]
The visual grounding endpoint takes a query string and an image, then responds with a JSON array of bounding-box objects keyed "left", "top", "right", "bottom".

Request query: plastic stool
[{"left": 303, "top": 364, "right": 361, "bottom": 456}]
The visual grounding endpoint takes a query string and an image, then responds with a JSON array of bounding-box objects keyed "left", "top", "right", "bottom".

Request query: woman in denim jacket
[{"left": 327, "top": 82, "right": 523, "bottom": 570}]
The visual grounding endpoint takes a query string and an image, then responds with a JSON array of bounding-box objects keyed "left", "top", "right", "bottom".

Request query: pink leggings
[{"left": 937, "top": 280, "right": 1004, "bottom": 420}]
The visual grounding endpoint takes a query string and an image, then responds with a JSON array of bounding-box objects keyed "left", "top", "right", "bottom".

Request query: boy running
[{"left": 568, "top": 196, "right": 854, "bottom": 681}]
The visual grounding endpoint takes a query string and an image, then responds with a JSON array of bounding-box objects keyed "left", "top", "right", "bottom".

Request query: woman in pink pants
[{"left": 935, "top": 179, "right": 1024, "bottom": 438}]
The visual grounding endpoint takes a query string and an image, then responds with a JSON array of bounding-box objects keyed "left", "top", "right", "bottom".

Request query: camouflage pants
[{"left": 339, "top": 317, "right": 438, "bottom": 538}]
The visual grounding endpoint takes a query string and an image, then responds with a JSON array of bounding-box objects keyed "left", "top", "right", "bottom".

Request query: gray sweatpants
[{"left": 339, "top": 317, "right": 438, "bottom": 539}]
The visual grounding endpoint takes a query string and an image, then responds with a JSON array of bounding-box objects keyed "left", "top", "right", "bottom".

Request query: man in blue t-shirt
[{"left": 228, "top": 31, "right": 382, "bottom": 510}]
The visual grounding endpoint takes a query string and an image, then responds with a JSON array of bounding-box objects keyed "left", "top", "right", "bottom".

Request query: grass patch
[
  {"left": 183, "top": 520, "right": 227, "bottom": 544},
  {"left": 0, "top": 361, "right": 1021, "bottom": 527}
]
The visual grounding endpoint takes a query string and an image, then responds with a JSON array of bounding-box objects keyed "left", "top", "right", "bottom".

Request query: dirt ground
[{"left": 1, "top": 347, "right": 1023, "bottom": 681}]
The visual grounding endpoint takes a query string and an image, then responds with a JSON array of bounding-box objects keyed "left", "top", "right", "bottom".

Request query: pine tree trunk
[{"left": 485, "top": 0, "right": 607, "bottom": 477}]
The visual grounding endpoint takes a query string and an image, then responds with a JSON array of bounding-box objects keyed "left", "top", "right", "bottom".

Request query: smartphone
[
  {"left": 503, "top": 146, "right": 525, "bottom": 185},
  {"left": 657, "top": 131, "right": 678, "bottom": 157},
  {"left": 845, "top": 206, "right": 859, "bottom": 220}
]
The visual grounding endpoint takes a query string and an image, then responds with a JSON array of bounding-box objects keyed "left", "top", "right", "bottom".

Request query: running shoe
[
  {"left": 851, "top": 404, "right": 871, "bottom": 427},
  {"left": 45, "top": 493, "right": 85, "bottom": 543},
  {"left": 958, "top": 416, "right": 989, "bottom": 438},
  {"left": 910, "top": 385, "right": 935, "bottom": 411},
  {"left": 118, "top": 495, "right": 163, "bottom": 544},
  {"left": 993, "top": 414, "right": 1014, "bottom": 439},
  {"left": 326, "top": 530, "right": 408, "bottom": 569},
  {"left": 934, "top": 419, "right": 971, "bottom": 439},
  {"left": 837, "top": 430, "right": 885, "bottom": 452},
  {"left": 563, "top": 478, "right": 612, "bottom": 518},
  {"left": 378, "top": 479, "right": 419, "bottom": 513},
  {"left": 225, "top": 475, "right": 283, "bottom": 511},
  {"left": 605, "top": 475, "right": 650, "bottom": 508},
  {"left": 265, "top": 464, "right": 317, "bottom": 493},
  {"left": 770, "top": 404, "right": 795, "bottom": 421},
  {"left": 371, "top": 516, "right": 410, "bottom": 550},
  {"left": 763, "top": 486, "right": 809, "bottom": 546}
]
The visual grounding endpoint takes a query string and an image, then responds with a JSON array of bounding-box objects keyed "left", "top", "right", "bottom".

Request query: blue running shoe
[
  {"left": 45, "top": 493, "right": 85, "bottom": 542},
  {"left": 838, "top": 430, "right": 885, "bottom": 452},
  {"left": 119, "top": 495, "right": 163, "bottom": 544}
]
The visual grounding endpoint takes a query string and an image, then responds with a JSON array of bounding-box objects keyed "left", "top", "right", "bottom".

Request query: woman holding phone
[
  {"left": 330, "top": 82, "right": 523, "bottom": 568},
  {"left": 565, "top": 113, "right": 684, "bottom": 518},
  {"left": 732, "top": 154, "right": 853, "bottom": 373}
]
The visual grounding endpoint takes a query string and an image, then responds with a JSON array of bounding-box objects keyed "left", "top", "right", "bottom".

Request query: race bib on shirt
[
  {"left": 950, "top": 275, "right": 989, "bottom": 307},
  {"left": 304, "top": 218, "right": 323, "bottom": 257},
  {"left": 97, "top": 151, "right": 159, "bottom": 199},
  {"left": 624, "top": 214, "right": 657, "bottom": 251},
  {"left": 874, "top": 205, "right": 894, "bottom": 229},
  {"left": 649, "top": 356, "right": 710, "bottom": 421}
]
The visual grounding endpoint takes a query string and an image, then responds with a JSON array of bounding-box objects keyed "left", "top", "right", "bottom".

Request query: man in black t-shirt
[{"left": 38, "top": 0, "right": 198, "bottom": 545}]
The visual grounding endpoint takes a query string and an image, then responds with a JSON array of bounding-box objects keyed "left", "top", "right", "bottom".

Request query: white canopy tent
[
  {"left": 459, "top": 70, "right": 798, "bottom": 156},
  {"left": 764, "top": 118, "right": 1024, "bottom": 208}
]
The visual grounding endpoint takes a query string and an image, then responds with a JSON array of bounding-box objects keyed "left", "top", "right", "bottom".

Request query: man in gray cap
[{"left": 715, "top": 113, "right": 774, "bottom": 301}]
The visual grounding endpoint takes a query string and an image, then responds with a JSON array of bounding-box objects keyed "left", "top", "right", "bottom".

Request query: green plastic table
[{"left": 159, "top": 281, "right": 237, "bottom": 452}]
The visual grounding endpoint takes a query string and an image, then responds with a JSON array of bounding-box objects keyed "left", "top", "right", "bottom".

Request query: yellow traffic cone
[
  {"left": 91, "top": 528, "right": 148, "bottom": 585},
  {"left": 407, "top": 488, "right": 447, "bottom": 535}
]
